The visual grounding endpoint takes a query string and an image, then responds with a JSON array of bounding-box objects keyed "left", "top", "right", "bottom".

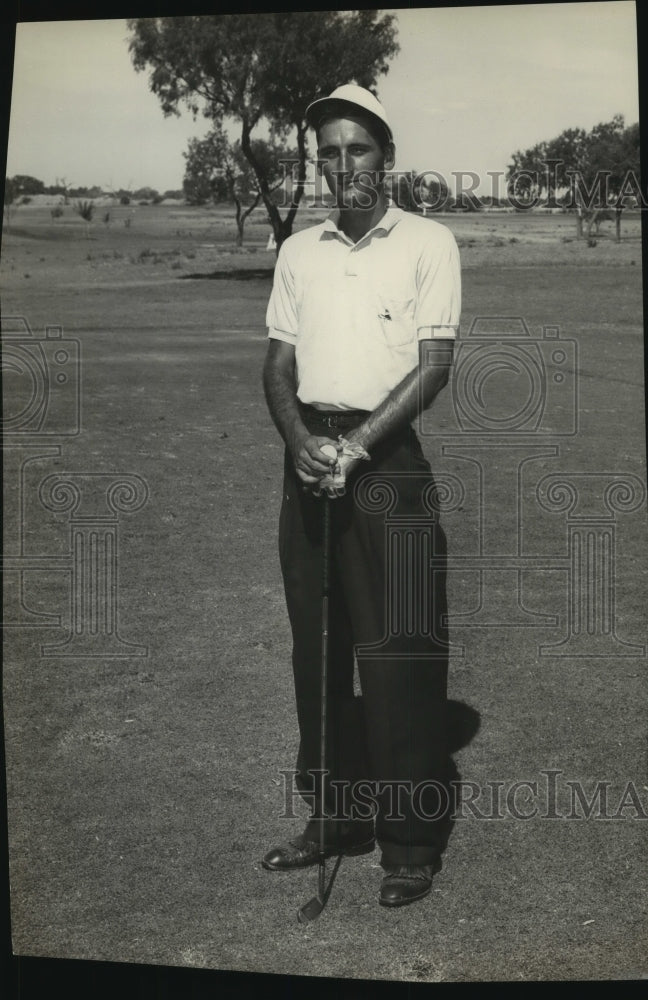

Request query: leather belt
[{"left": 299, "top": 404, "right": 370, "bottom": 429}]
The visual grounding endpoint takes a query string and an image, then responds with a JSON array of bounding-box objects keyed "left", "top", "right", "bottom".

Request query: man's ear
[{"left": 384, "top": 142, "right": 396, "bottom": 172}]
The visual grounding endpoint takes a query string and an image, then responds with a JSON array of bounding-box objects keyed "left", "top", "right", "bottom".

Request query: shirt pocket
[{"left": 376, "top": 296, "right": 417, "bottom": 348}]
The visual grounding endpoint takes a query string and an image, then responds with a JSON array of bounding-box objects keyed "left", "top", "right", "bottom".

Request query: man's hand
[
  {"left": 291, "top": 431, "right": 340, "bottom": 486},
  {"left": 311, "top": 437, "right": 371, "bottom": 498},
  {"left": 263, "top": 342, "right": 339, "bottom": 487}
]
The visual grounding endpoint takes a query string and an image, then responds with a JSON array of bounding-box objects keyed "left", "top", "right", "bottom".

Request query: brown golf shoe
[
  {"left": 379, "top": 860, "right": 442, "bottom": 907},
  {"left": 262, "top": 829, "right": 375, "bottom": 871}
]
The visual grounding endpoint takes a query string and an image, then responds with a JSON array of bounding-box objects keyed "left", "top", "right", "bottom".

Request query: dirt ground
[{"left": 2, "top": 203, "right": 647, "bottom": 984}]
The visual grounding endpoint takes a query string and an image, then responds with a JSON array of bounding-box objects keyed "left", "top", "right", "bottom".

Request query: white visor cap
[{"left": 305, "top": 84, "right": 393, "bottom": 144}]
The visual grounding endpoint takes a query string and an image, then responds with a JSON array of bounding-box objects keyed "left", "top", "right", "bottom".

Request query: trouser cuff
[
  {"left": 304, "top": 817, "right": 375, "bottom": 845},
  {"left": 379, "top": 843, "right": 441, "bottom": 867}
]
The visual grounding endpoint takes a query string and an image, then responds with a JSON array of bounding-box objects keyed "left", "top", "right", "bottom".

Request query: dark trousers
[{"left": 279, "top": 407, "right": 450, "bottom": 866}]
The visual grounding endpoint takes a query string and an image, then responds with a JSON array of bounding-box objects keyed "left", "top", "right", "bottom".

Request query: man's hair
[{"left": 315, "top": 104, "right": 392, "bottom": 154}]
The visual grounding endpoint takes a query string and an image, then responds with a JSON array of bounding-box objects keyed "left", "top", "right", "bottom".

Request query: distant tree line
[
  {"left": 3, "top": 175, "right": 185, "bottom": 205},
  {"left": 506, "top": 115, "right": 642, "bottom": 240},
  {"left": 386, "top": 172, "right": 514, "bottom": 212},
  {"left": 5, "top": 112, "right": 641, "bottom": 248}
]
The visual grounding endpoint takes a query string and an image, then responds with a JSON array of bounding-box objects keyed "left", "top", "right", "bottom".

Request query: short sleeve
[
  {"left": 415, "top": 226, "right": 461, "bottom": 339},
  {"left": 266, "top": 243, "right": 298, "bottom": 344}
]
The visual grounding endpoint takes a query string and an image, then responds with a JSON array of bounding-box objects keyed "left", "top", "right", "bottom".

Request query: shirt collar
[{"left": 321, "top": 205, "right": 405, "bottom": 244}]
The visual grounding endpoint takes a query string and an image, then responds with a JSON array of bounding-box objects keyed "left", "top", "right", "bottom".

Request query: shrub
[
  {"left": 74, "top": 199, "right": 94, "bottom": 238},
  {"left": 75, "top": 200, "right": 94, "bottom": 222}
]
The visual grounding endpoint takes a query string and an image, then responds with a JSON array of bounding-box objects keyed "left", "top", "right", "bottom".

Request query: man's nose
[{"left": 338, "top": 150, "right": 353, "bottom": 177}]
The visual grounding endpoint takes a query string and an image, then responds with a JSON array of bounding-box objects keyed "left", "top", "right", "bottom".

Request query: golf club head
[{"left": 297, "top": 895, "right": 324, "bottom": 923}]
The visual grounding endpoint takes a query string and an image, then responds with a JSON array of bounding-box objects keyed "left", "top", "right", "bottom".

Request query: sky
[{"left": 5, "top": 3, "right": 640, "bottom": 196}]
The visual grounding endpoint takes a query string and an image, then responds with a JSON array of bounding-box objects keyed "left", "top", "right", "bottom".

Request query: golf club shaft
[{"left": 319, "top": 497, "right": 331, "bottom": 899}]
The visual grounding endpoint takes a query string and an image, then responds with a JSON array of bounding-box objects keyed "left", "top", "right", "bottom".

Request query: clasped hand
[{"left": 293, "top": 433, "right": 370, "bottom": 499}]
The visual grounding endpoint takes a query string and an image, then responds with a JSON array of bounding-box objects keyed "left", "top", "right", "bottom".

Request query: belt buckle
[{"left": 325, "top": 415, "right": 337, "bottom": 428}]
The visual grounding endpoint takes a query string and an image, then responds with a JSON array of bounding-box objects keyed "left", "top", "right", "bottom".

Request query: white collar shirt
[{"left": 266, "top": 205, "right": 461, "bottom": 411}]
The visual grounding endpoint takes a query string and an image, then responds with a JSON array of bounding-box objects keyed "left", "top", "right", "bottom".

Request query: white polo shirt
[{"left": 266, "top": 206, "right": 461, "bottom": 411}]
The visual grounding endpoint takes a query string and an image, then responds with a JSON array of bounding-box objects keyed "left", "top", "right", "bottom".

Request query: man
[{"left": 261, "top": 85, "right": 460, "bottom": 907}]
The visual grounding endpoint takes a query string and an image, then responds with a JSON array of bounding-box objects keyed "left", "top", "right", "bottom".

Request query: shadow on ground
[
  {"left": 447, "top": 699, "right": 481, "bottom": 754},
  {"left": 180, "top": 268, "right": 275, "bottom": 281},
  {"left": 443, "top": 700, "right": 481, "bottom": 856}
]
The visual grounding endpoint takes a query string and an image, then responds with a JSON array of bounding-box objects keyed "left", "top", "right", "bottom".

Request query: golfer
[{"left": 262, "top": 85, "right": 460, "bottom": 908}]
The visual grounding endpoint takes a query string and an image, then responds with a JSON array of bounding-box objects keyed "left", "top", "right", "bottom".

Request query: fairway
[{"left": 2, "top": 203, "right": 647, "bottom": 982}]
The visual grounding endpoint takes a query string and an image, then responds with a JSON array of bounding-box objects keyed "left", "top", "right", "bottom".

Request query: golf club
[{"left": 297, "top": 495, "right": 332, "bottom": 924}]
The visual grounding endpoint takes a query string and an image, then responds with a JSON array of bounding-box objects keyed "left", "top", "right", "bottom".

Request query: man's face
[{"left": 317, "top": 115, "right": 395, "bottom": 210}]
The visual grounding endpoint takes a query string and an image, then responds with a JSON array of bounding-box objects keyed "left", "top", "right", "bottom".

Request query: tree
[
  {"left": 133, "top": 186, "right": 160, "bottom": 202},
  {"left": 584, "top": 118, "right": 641, "bottom": 241},
  {"left": 386, "top": 169, "right": 450, "bottom": 213},
  {"left": 388, "top": 170, "right": 418, "bottom": 212},
  {"left": 51, "top": 177, "right": 73, "bottom": 204},
  {"left": 3, "top": 176, "right": 17, "bottom": 227},
  {"left": 415, "top": 171, "right": 451, "bottom": 213},
  {"left": 506, "top": 115, "right": 641, "bottom": 241},
  {"left": 183, "top": 131, "right": 228, "bottom": 206},
  {"left": 69, "top": 185, "right": 103, "bottom": 199},
  {"left": 127, "top": 12, "right": 399, "bottom": 250},
  {"left": 10, "top": 174, "right": 45, "bottom": 196},
  {"left": 183, "top": 126, "right": 296, "bottom": 245}
]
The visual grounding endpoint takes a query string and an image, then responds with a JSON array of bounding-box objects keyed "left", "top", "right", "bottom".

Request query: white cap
[{"left": 305, "top": 84, "right": 393, "bottom": 143}]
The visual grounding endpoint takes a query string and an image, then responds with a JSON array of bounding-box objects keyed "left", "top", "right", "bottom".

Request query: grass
[{"left": 1, "top": 202, "right": 646, "bottom": 984}]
